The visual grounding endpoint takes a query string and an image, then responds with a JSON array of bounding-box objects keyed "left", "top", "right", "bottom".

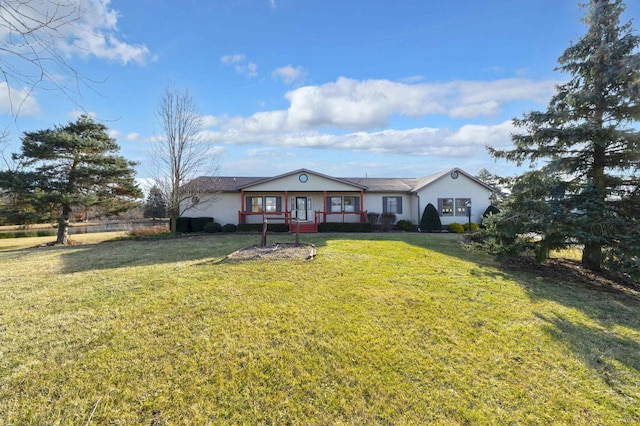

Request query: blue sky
[{"left": 2, "top": 0, "right": 639, "bottom": 180}]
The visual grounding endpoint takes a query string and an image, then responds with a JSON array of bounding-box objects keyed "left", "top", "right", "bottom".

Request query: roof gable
[
  {"left": 411, "top": 168, "right": 494, "bottom": 192},
  {"left": 239, "top": 168, "right": 368, "bottom": 191}
]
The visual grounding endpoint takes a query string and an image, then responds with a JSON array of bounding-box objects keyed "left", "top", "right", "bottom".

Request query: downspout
[{"left": 240, "top": 190, "right": 245, "bottom": 224}]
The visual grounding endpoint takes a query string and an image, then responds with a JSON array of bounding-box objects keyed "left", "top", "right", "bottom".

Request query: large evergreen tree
[
  {"left": 0, "top": 115, "right": 142, "bottom": 244},
  {"left": 488, "top": 0, "right": 640, "bottom": 274}
]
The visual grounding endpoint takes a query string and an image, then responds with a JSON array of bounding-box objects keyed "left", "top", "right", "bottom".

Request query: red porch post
[
  {"left": 284, "top": 190, "right": 289, "bottom": 225},
  {"left": 360, "top": 189, "right": 365, "bottom": 222},
  {"left": 323, "top": 190, "right": 327, "bottom": 222}
]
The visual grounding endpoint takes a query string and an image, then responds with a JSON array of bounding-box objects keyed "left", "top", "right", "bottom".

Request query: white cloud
[
  {"left": 109, "top": 129, "right": 121, "bottom": 138},
  {"left": 272, "top": 65, "right": 308, "bottom": 85},
  {"left": 200, "top": 115, "right": 220, "bottom": 128},
  {"left": 220, "top": 53, "right": 258, "bottom": 78},
  {"left": 220, "top": 54, "right": 246, "bottom": 65},
  {"left": 208, "top": 76, "right": 555, "bottom": 132},
  {"left": 126, "top": 132, "right": 139, "bottom": 141},
  {"left": 0, "top": 0, "right": 152, "bottom": 65},
  {"left": 197, "top": 120, "right": 515, "bottom": 159},
  {"left": 190, "top": 76, "right": 556, "bottom": 159},
  {"left": 0, "top": 82, "right": 40, "bottom": 116}
]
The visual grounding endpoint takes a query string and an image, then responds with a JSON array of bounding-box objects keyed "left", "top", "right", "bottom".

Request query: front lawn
[{"left": 0, "top": 233, "right": 638, "bottom": 424}]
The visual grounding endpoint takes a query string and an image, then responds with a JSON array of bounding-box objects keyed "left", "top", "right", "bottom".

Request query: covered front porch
[{"left": 238, "top": 190, "right": 368, "bottom": 233}]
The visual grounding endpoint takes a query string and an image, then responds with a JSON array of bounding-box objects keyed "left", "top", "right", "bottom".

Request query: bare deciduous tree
[
  {"left": 153, "top": 85, "right": 221, "bottom": 233},
  {"left": 0, "top": 0, "right": 88, "bottom": 115}
]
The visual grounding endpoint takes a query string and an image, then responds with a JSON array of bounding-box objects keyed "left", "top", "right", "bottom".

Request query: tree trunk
[
  {"left": 582, "top": 242, "right": 603, "bottom": 271},
  {"left": 56, "top": 206, "right": 71, "bottom": 245}
]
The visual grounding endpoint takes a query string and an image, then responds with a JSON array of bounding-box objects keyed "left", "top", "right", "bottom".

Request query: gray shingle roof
[{"left": 184, "top": 168, "right": 493, "bottom": 193}]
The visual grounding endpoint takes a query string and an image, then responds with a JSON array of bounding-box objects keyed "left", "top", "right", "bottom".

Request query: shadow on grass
[
  {"left": 536, "top": 311, "right": 640, "bottom": 384},
  {"left": 56, "top": 233, "right": 332, "bottom": 274},
  {"left": 38, "top": 230, "right": 640, "bottom": 396},
  {"left": 52, "top": 231, "right": 471, "bottom": 274},
  {"left": 469, "top": 259, "right": 640, "bottom": 398}
]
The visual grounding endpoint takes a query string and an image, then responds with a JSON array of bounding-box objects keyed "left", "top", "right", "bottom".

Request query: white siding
[
  {"left": 414, "top": 173, "right": 492, "bottom": 225},
  {"left": 181, "top": 193, "right": 240, "bottom": 225},
  {"left": 362, "top": 193, "right": 413, "bottom": 223},
  {"left": 246, "top": 173, "right": 361, "bottom": 192}
]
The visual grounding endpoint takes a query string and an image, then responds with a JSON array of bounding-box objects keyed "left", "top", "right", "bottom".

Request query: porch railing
[
  {"left": 238, "top": 210, "right": 369, "bottom": 225},
  {"left": 316, "top": 210, "right": 368, "bottom": 224}
]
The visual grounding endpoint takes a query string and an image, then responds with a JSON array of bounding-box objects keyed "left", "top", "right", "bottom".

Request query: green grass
[{"left": 1, "top": 233, "right": 639, "bottom": 424}]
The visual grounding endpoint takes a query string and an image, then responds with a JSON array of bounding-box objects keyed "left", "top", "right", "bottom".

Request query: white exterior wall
[
  {"left": 248, "top": 173, "right": 358, "bottom": 192},
  {"left": 181, "top": 192, "right": 240, "bottom": 225},
  {"left": 362, "top": 193, "right": 413, "bottom": 223},
  {"left": 179, "top": 169, "right": 493, "bottom": 228},
  {"left": 415, "top": 174, "right": 492, "bottom": 225}
]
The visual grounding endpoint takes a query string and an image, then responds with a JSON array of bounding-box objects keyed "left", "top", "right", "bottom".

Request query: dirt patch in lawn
[
  {"left": 221, "top": 242, "right": 316, "bottom": 263},
  {"left": 503, "top": 257, "right": 640, "bottom": 299}
]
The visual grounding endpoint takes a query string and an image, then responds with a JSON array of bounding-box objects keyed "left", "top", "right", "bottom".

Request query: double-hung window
[
  {"left": 344, "top": 196, "right": 358, "bottom": 212},
  {"left": 438, "top": 198, "right": 471, "bottom": 216},
  {"left": 246, "top": 196, "right": 281, "bottom": 213},
  {"left": 247, "top": 196, "right": 263, "bottom": 212},
  {"left": 329, "top": 196, "right": 342, "bottom": 212},
  {"left": 383, "top": 196, "right": 402, "bottom": 214},
  {"left": 455, "top": 198, "right": 470, "bottom": 216}
]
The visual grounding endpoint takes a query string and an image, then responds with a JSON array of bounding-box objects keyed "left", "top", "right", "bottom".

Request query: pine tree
[
  {"left": 0, "top": 115, "right": 142, "bottom": 244},
  {"left": 143, "top": 185, "right": 167, "bottom": 219},
  {"left": 489, "top": 0, "right": 640, "bottom": 274}
]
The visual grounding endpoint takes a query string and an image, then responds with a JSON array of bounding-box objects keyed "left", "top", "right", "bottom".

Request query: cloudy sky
[{"left": 1, "top": 0, "right": 638, "bottom": 179}]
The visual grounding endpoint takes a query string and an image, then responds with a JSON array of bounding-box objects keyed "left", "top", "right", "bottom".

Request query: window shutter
[
  {"left": 326, "top": 197, "right": 331, "bottom": 212},
  {"left": 355, "top": 197, "right": 360, "bottom": 211},
  {"left": 382, "top": 197, "right": 388, "bottom": 213},
  {"left": 276, "top": 197, "right": 282, "bottom": 212},
  {"left": 437, "top": 198, "right": 443, "bottom": 216},
  {"left": 397, "top": 197, "right": 403, "bottom": 214},
  {"left": 245, "top": 197, "right": 252, "bottom": 212}
]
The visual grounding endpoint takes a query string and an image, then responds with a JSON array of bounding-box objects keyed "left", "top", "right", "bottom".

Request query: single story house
[{"left": 181, "top": 168, "right": 495, "bottom": 232}]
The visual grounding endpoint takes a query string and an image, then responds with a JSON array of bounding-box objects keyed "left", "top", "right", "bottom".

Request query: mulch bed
[
  {"left": 501, "top": 256, "right": 640, "bottom": 299},
  {"left": 220, "top": 242, "right": 316, "bottom": 263}
]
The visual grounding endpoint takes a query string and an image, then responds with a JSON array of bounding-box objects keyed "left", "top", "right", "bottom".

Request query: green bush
[
  {"left": 318, "top": 222, "right": 372, "bottom": 233},
  {"left": 176, "top": 217, "right": 191, "bottom": 233},
  {"left": 448, "top": 222, "right": 465, "bottom": 233},
  {"left": 190, "top": 217, "right": 214, "bottom": 233},
  {"left": 203, "top": 222, "right": 222, "bottom": 233},
  {"left": 221, "top": 223, "right": 237, "bottom": 233},
  {"left": 420, "top": 203, "right": 442, "bottom": 232},
  {"left": 463, "top": 222, "right": 481, "bottom": 232},
  {"left": 396, "top": 220, "right": 412, "bottom": 231},
  {"left": 237, "top": 223, "right": 289, "bottom": 233}
]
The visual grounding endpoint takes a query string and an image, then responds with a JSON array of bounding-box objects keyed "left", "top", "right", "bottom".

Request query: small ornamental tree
[
  {"left": 0, "top": 115, "right": 142, "bottom": 244},
  {"left": 420, "top": 203, "right": 441, "bottom": 232}
]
